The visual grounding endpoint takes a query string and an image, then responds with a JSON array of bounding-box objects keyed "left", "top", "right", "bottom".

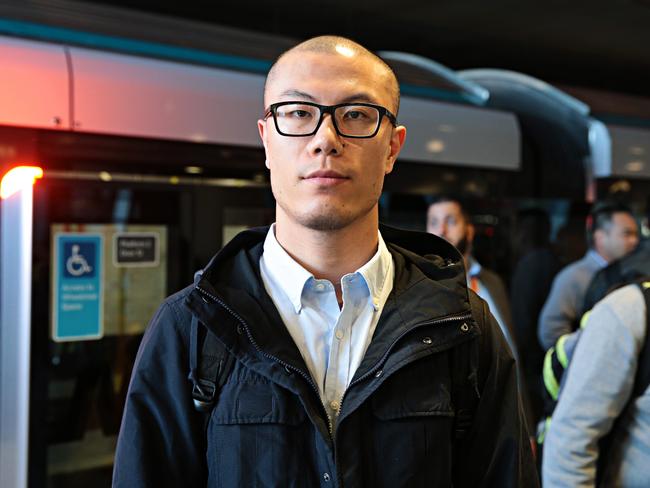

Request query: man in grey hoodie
[
  {"left": 542, "top": 272, "right": 650, "bottom": 487},
  {"left": 538, "top": 202, "right": 638, "bottom": 350}
]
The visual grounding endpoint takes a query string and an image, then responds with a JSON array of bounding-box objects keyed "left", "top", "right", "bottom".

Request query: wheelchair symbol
[{"left": 66, "top": 244, "right": 93, "bottom": 276}]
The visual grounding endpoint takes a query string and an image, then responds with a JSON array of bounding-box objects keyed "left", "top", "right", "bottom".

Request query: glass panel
[{"left": 30, "top": 175, "right": 273, "bottom": 487}]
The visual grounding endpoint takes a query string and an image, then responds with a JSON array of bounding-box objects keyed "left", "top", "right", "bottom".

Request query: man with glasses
[{"left": 114, "top": 35, "right": 537, "bottom": 487}]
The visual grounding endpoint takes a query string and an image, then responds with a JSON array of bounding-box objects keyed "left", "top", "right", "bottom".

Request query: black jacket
[{"left": 113, "top": 225, "right": 538, "bottom": 487}]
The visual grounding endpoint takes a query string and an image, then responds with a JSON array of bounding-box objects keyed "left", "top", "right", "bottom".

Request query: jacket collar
[{"left": 186, "top": 224, "right": 472, "bottom": 378}]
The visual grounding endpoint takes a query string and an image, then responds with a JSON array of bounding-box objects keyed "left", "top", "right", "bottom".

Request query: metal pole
[{"left": 0, "top": 185, "right": 34, "bottom": 488}]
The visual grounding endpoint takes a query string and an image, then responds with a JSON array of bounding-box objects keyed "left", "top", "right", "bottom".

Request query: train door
[{"left": 2, "top": 140, "right": 272, "bottom": 487}]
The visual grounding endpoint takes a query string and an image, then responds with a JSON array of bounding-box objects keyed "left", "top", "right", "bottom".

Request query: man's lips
[
  {"left": 303, "top": 169, "right": 348, "bottom": 179},
  {"left": 302, "top": 169, "right": 350, "bottom": 186}
]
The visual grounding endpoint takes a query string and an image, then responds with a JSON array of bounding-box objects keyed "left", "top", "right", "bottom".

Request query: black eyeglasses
[{"left": 263, "top": 101, "right": 398, "bottom": 138}]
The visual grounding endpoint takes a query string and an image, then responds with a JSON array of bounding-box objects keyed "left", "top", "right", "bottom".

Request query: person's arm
[
  {"left": 542, "top": 286, "right": 646, "bottom": 488},
  {"left": 112, "top": 297, "right": 207, "bottom": 488},
  {"left": 538, "top": 268, "right": 579, "bottom": 350},
  {"left": 453, "top": 293, "right": 539, "bottom": 488}
]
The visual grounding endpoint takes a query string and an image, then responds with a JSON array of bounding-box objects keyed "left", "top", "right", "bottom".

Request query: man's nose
[{"left": 306, "top": 114, "right": 344, "bottom": 157}]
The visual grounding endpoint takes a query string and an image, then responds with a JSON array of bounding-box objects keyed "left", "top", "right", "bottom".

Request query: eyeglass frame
[{"left": 263, "top": 101, "right": 398, "bottom": 139}]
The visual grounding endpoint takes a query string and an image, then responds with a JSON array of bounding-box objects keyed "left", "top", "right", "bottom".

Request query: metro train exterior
[{"left": 1, "top": 8, "right": 649, "bottom": 488}]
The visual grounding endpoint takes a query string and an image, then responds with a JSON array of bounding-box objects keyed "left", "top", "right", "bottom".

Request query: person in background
[
  {"left": 582, "top": 237, "right": 650, "bottom": 315},
  {"left": 427, "top": 196, "right": 517, "bottom": 357},
  {"left": 542, "top": 275, "right": 650, "bottom": 487},
  {"left": 538, "top": 202, "right": 639, "bottom": 350},
  {"left": 510, "top": 208, "right": 562, "bottom": 427}
]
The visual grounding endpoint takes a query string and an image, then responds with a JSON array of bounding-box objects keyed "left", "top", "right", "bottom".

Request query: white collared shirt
[{"left": 259, "top": 224, "right": 394, "bottom": 425}]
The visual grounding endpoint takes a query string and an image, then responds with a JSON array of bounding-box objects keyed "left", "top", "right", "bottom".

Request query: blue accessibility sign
[{"left": 53, "top": 233, "right": 103, "bottom": 341}]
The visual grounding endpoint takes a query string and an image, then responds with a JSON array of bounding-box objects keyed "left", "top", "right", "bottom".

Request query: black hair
[
  {"left": 586, "top": 201, "right": 634, "bottom": 246},
  {"left": 426, "top": 194, "right": 471, "bottom": 223}
]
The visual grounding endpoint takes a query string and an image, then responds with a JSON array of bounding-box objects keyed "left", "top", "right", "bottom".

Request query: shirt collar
[
  {"left": 262, "top": 225, "right": 392, "bottom": 313},
  {"left": 587, "top": 249, "right": 609, "bottom": 268},
  {"left": 262, "top": 224, "right": 313, "bottom": 314},
  {"left": 355, "top": 231, "right": 392, "bottom": 311}
]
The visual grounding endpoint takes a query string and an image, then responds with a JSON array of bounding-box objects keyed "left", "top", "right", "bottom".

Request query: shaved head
[
  {"left": 264, "top": 35, "right": 401, "bottom": 114},
  {"left": 257, "top": 34, "right": 407, "bottom": 238}
]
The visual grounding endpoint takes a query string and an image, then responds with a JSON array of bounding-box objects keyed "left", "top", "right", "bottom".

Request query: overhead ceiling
[
  {"left": 2, "top": 0, "right": 649, "bottom": 104},
  {"left": 79, "top": 0, "right": 650, "bottom": 98}
]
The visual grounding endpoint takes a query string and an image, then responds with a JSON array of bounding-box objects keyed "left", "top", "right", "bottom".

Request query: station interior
[{"left": 1, "top": 1, "right": 649, "bottom": 487}]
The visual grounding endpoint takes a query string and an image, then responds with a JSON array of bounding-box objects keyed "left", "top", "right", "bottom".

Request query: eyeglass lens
[{"left": 274, "top": 104, "right": 381, "bottom": 136}]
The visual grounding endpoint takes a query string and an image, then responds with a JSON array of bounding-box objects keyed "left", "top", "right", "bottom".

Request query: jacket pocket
[
  {"left": 371, "top": 379, "right": 454, "bottom": 420},
  {"left": 370, "top": 354, "right": 455, "bottom": 419},
  {"left": 212, "top": 380, "right": 305, "bottom": 425},
  {"left": 207, "top": 378, "right": 313, "bottom": 488},
  {"left": 365, "top": 356, "right": 455, "bottom": 487}
]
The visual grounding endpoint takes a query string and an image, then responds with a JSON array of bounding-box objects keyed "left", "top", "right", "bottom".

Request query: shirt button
[
  {"left": 330, "top": 400, "right": 340, "bottom": 411},
  {"left": 323, "top": 472, "right": 331, "bottom": 482},
  {"left": 315, "top": 283, "right": 325, "bottom": 291},
  {"left": 335, "top": 330, "right": 344, "bottom": 340}
]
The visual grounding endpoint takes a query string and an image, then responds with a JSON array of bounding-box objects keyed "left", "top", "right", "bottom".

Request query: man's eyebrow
[
  {"left": 277, "top": 90, "right": 378, "bottom": 105},
  {"left": 338, "top": 93, "right": 376, "bottom": 104},
  {"left": 279, "top": 89, "right": 317, "bottom": 100}
]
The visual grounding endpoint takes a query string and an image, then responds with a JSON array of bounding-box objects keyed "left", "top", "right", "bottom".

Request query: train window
[{"left": 30, "top": 173, "right": 273, "bottom": 487}]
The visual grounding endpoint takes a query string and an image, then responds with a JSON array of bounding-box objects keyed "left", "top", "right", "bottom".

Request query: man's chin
[
  {"left": 277, "top": 198, "right": 378, "bottom": 232},
  {"left": 297, "top": 213, "right": 353, "bottom": 231}
]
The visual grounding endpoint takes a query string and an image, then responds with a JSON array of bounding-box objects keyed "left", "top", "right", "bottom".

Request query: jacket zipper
[
  {"left": 199, "top": 285, "right": 472, "bottom": 487},
  {"left": 196, "top": 286, "right": 336, "bottom": 438}
]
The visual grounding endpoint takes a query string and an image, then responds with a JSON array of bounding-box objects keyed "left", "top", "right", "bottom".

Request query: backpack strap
[
  {"left": 632, "top": 280, "right": 650, "bottom": 398},
  {"left": 187, "top": 313, "right": 235, "bottom": 413}
]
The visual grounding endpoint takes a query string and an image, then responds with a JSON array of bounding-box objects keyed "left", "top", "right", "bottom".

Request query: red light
[{"left": 0, "top": 166, "right": 43, "bottom": 200}]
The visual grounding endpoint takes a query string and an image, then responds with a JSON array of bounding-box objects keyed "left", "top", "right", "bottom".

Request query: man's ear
[
  {"left": 385, "top": 125, "right": 406, "bottom": 174},
  {"left": 258, "top": 119, "right": 270, "bottom": 169},
  {"left": 592, "top": 228, "right": 604, "bottom": 250}
]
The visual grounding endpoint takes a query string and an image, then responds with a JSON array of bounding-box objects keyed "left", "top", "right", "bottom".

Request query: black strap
[
  {"left": 188, "top": 314, "right": 235, "bottom": 413},
  {"left": 632, "top": 280, "right": 650, "bottom": 398}
]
